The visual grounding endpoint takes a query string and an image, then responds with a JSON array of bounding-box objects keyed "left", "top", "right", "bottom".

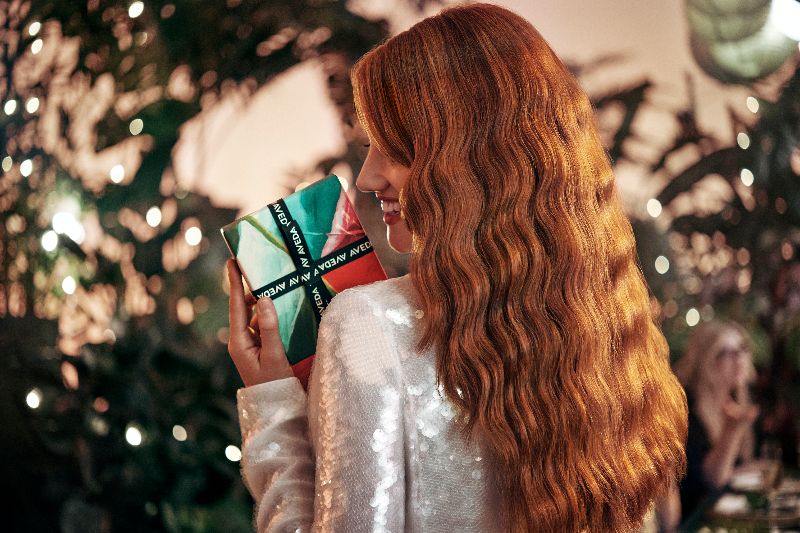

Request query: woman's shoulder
[{"left": 322, "top": 274, "right": 419, "bottom": 325}]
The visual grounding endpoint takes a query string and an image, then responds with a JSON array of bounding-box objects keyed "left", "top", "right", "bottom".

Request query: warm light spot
[
  {"left": 28, "top": 21, "right": 41, "bottom": 36},
  {"left": 176, "top": 297, "right": 194, "bottom": 324},
  {"left": 172, "top": 425, "right": 188, "bottom": 441},
  {"left": 3, "top": 100, "right": 16, "bottom": 115},
  {"left": 685, "top": 308, "right": 700, "bottom": 327},
  {"left": 655, "top": 256, "right": 670, "bottom": 274},
  {"left": 20, "top": 159, "right": 33, "bottom": 177},
  {"left": 26, "top": 388, "right": 42, "bottom": 409},
  {"left": 737, "top": 248, "right": 751, "bottom": 266},
  {"left": 740, "top": 168, "right": 754, "bottom": 187},
  {"left": 775, "top": 197, "right": 788, "bottom": 214},
  {"left": 41, "top": 230, "right": 58, "bottom": 252},
  {"left": 62, "top": 276, "right": 77, "bottom": 295},
  {"left": 61, "top": 361, "right": 79, "bottom": 389},
  {"left": 184, "top": 226, "right": 202, "bottom": 246},
  {"left": 25, "top": 97, "right": 40, "bottom": 114},
  {"left": 110, "top": 164, "right": 125, "bottom": 183},
  {"left": 146, "top": 206, "right": 162, "bottom": 227},
  {"left": 2, "top": 156, "right": 11, "bottom": 171},
  {"left": 31, "top": 38, "right": 43, "bottom": 54},
  {"left": 128, "top": 1, "right": 145, "bottom": 18},
  {"left": 129, "top": 118, "right": 144, "bottom": 135},
  {"left": 646, "top": 198, "right": 662, "bottom": 218},
  {"left": 737, "top": 132, "right": 751, "bottom": 150},
  {"left": 781, "top": 241, "right": 794, "bottom": 260},
  {"left": 93, "top": 397, "right": 110, "bottom": 413},
  {"left": 746, "top": 96, "right": 759, "bottom": 114},
  {"left": 225, "top": 445, "right": 242, "bottom": 462},
  {"left": 125, "top": 424, "right": 143, "bottom": 446}
]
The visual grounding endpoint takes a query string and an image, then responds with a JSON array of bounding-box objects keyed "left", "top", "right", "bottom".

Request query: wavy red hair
[{"left": 352, "top": 4, "right": 687, "bottom": 532}]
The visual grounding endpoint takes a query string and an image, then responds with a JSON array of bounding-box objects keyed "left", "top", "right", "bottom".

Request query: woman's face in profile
[
  {"left": 714, "top": 332, "right": 751, "bottom": 389},
  {"left": 355, "top": 143, "right": 413, "bottom": 254}
]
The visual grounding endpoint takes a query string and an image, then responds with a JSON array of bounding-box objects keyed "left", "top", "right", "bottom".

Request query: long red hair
[{"left": 352, "top": 4, "right": 687, "bottom": 531}]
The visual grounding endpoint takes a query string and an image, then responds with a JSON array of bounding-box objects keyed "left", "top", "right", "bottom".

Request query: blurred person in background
[{"left": 670, "top": 320, "right": 760, "bottom": 524}]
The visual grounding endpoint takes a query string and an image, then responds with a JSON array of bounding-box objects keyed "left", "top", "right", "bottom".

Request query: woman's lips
[{"left": 383, "top": 211, "right": 402, "bottom": 225}]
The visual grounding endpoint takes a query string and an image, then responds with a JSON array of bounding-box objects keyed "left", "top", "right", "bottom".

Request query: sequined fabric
[{"left": 237, "top": 275, "right": 503, "bottom": 532}]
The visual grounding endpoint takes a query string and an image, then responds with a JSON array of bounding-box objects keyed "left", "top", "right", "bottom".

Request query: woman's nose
[{"left": 355, "top": 152, "right": 385, "bottom": 193}]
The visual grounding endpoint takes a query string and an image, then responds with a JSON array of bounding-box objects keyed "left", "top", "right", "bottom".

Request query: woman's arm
[
  {"left": 701, "top": 399, "right": 759, "bottom": 489},
  {"left": 236, "top": 289, "right": 406, "bottom": 532}
]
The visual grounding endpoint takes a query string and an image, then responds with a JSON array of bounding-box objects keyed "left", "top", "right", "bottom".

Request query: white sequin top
[{"left": 236, "top": 274, "right": 504, "bottom": 532}]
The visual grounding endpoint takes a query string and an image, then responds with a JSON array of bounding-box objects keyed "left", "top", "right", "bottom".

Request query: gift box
[{"left": 220, "top": 175, "right": 387, "bottom": 389}]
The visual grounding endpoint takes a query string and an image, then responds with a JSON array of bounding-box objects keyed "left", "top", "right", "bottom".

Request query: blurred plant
[{"left": 0, "top": 0, "right": 440, "bottom": 530}]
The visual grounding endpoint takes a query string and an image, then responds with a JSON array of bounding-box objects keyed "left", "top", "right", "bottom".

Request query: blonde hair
[{"left": 352, "top": 4, "right": 687, "bottom": 531}]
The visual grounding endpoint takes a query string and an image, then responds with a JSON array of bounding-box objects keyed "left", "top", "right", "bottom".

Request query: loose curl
[{"left": 352, "top": 4, "right": 687, "bottom": 532}]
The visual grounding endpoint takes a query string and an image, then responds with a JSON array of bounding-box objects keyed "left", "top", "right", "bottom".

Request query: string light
[
  {"left": 740, "top": 168, "right": 754, "bottom": 187},
  {"left": 41, "top": 230, "right": 58, "bottom": 252},
  {"left": 62, "top": 276, "right": 77, "bottom": 295},
  {"left": 52, "top": 211, "right": 86, "bottom": 243},
  {"left": 685, "top": 308, "right": 700, "bottom": 327},
  {"left": 25, "top": 388, "right": 42, "bottom": 409},
  {"left": 110, "top": 164, "right": 125, "bottom": 183},
  {"left": 4, "top": 100, "right": 17, "bottom": 115},
  {"left": 655, "top": 256, "right": 670, "bottom": 274},
  {"left": 737, "top": 133, "right": 751, "bottom": 150},
  {"left": 746, "top": 96, "right": 759, "bottom": 114},
  {"left": 185, "top": 226, "right": 202, "bottom": 246},
  {"left": 20, "top": 159, "right": 33, "bottom": 177},
  {"left": 128, "top": 1, "right": 145, "bottom": 18},
  {"left": 1, "top": 156, "right": 11, "bottom": 171},
  {"left": 125, "top": 424, "right": 143, "bottom": 446},
  {"left": 129, "top": 118, "right": 144, "bottom": 135},
  {"left": 146, "top": 206, "right": 162, "bottom": 227},
  {"left": 646, "top": 198, "right": 662, "bottom": 218},
  {"left": 225, "top": 445, "right": 242, "bottom": 462},
  {"left": 172, "top": 425, "right": 187, "bottom": 441},
  {"left": 28, "top": 21, "right": 41, "bottom": 36},
  {"left": 31, "top": 38, "right": 43, "bottom": 54},
  {"left": 25, "top": 97, "right": 40, "bottom": 114}
]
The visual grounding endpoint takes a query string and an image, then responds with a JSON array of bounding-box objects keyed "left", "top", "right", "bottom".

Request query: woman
[
  {"left": 227, "top": 4, "right": 687, "bottom": 532},
  {"left": 672, "top": 320, "right": 759, "bottom": 522}
]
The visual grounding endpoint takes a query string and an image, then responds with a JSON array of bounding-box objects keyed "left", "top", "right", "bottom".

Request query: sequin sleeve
[
  {"left": 307, "top": 288, "right": 406, "bottom": 532},
  {"left": 236, "top": 287, "right": 406, "bottom": 532},
  {"left": 237, "top": 377, "right": 315, "bottom": 532}
]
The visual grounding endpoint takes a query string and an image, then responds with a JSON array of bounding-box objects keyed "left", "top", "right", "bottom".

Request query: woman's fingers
[
  {"left": 227, "top": 259, "right": 256, "bottom": 351},
  {"left": 256, "top": 298, "right": 285, "bottom": 361}
]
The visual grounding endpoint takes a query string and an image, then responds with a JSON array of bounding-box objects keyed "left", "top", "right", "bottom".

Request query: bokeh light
[
  {"left": 655, "top": 255, "right": 670, "bottom": 274},
  {"left": 172, "top": 425, "right": 188, "bottom": 441},
  {"left": 110, "top": 164, "right": 125, "bottom": 183},
  {"left": 129, "top": 118, "right": 144, "bottom": 135},
  {"left": 125, "top": 424, "right": 143, "bottom": 446},
  {"left": 685, "top": 308, "right": 700, "bottom": 327},
  {"left": 647, "top": 198, "right": 662, "bottom": 218},
  {"left": 185, "top": 226, "right": 202, "bottom": 246},
  {"left": 740, "top": 168, "right": 754, "bottom": 187},
  {"left": 41, "top": 230, "right": 58, "bottom": 252},
  {"left": 225, "top": 445, "right": 242, "bottom": 462},
  {"left": 129, "top": 1, "right": 145, "bottom": 18},
  {"left": 25, "top": 388, "right": 42, "bottom": 409},
  {"left": 146, "top": 206, "right": 162, "bottom": 227}
]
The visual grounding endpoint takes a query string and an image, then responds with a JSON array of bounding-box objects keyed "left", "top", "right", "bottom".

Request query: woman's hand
[
  {"left": 226, "top": 259, "right": 294, "bottom": 387},
  {"left": 722, "top": 397, "right": 759, "bottom": 433}
]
